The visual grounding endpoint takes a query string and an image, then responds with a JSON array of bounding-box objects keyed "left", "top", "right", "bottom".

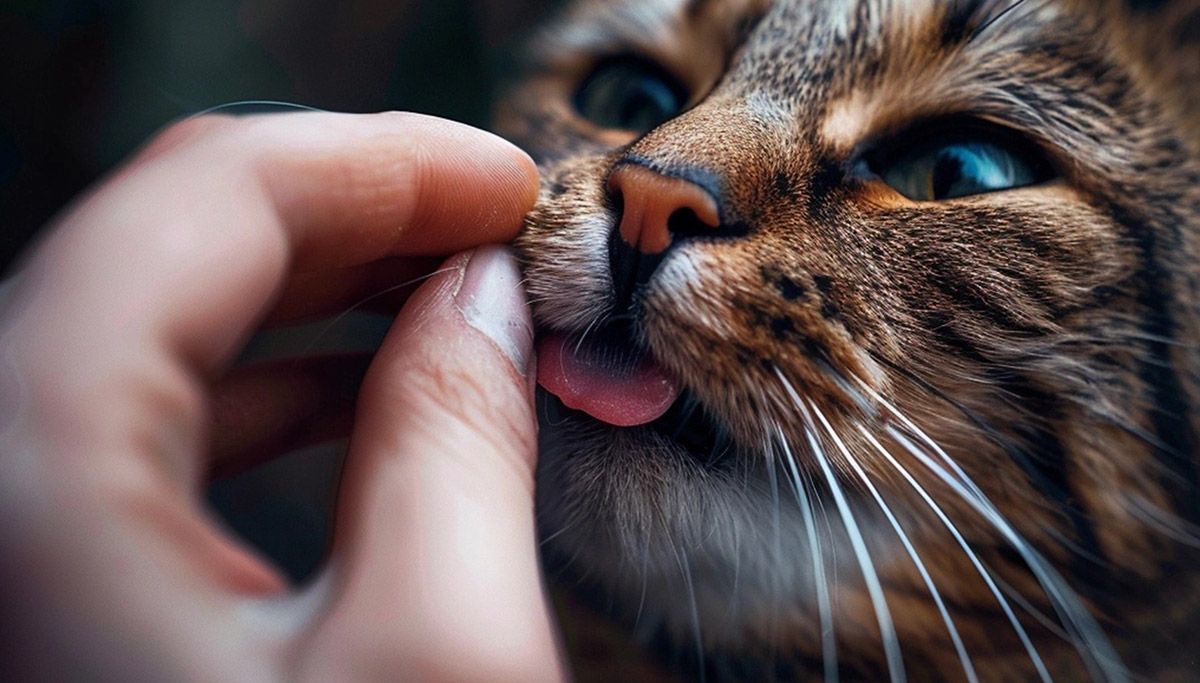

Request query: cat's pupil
[
  {"left": 617, "top": 81, "right": 677, "bottom": 131},
  {"left": 931, "top": 152, "right": 967, "bottom": 199},
  {"left": 574, "top": 58, "right": 685, "bottom": 133},
  {"left": 933, "top": 143, "right": 1033, "bottom": 199}
]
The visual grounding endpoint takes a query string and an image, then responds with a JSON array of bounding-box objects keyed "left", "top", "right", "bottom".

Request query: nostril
[
  {"left": 609, "top": 225, "right": 664, "bottom": 314},
  {"left": 609, "top": 188, "right": 625, "bottom": 220},
  {"left": 606, "top": 160, "right": 742, "bottom": 313},
  {"left": 607, "top": 163, "right": 723, "bottom": 254},
  {"left": 670, "top": 207, "right": 750, "bottom": 242},
  {"left": 667, "top": 207, "right": 716, "bottom": 243}
]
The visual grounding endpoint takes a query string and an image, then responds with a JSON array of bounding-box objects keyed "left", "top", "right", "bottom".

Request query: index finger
[
  {"left": 140, "top": 111, "right": 539, "bottom": 269},
  {"left": 252, "top": 111, "right": 540, "bottom": 269},
  {"left": 15, "top": 111, "right": 539, "bottom": 374}
]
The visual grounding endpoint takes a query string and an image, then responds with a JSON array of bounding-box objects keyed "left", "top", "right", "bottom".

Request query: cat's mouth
[{"left": 535, "top": 324, "right": 735, "bottom": 462}]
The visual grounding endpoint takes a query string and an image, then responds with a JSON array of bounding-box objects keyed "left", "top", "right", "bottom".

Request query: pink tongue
[{"left": 537, "top": 333, "right": 680, "bottom": 427}]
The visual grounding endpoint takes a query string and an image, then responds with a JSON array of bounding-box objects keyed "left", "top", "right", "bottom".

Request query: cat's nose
[
  {"left": 608, "top": 163, "right": 721, "bottom": 255},
  {"left": 606, "top": 162, "right": 723, "bottom": 311}
]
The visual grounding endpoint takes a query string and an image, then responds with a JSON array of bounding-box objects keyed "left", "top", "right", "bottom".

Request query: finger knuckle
[
  {"left": 410, "top": 362, "right": 493, "bottom": 423},
  {"left": 406, "top": 361, "right": 534, "bottom": 455}
]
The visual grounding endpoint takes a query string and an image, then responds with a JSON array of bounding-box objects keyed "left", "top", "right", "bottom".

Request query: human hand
[{"left": 0, "top": 112, "right": 565, "bottom": 682}]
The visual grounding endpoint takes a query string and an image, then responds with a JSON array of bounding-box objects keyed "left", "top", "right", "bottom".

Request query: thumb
[{"left": 298, "top": 245, "right": 563, "bottom": 683}]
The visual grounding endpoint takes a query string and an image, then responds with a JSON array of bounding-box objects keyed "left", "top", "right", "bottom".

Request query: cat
[{"left": 495, "top": 0, "right": 1200, "bottom": 681}]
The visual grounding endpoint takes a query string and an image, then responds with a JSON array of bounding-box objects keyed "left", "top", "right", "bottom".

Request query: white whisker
[
  {"left": 538, "top": 519, "right": 576, "bottom": 547},
  {"left": 185, "top": 99, "right": 328, "bottom": 118},
  {"left": 859, "top": 426, "right": 1036, "bottom": 683},
  {"left": 1127, "top": 496, "right": 1200, "bottom": 549},
  {"left": 764, "top": 438, "right": 787, "bottom": 658},
  {"left": 573, "top": 313, "right": 604, "bottom": 354},
  {"left": 888, "top": 425, "right": 1126, "bottom": 683},
  {"left": 673, "top": 544, "right": 706, "bottom": 683},
  {"left": 775, "top": 427, "right": 838, "bottom": 683},
  {"left": 852, "top": 378, "right": 1130, "bottom": 683},
  {"left": 839, "top": 431, "right": 980, "bottom": 683},
  {"left": 805, "top": 400, "right": 906, "bottom": 683},
  {"left": 728, "top": 507, "right": 743, "bottom": 619},
  {"left": 774, "top": 368, "right": 906, "bottom": 683},
  {"left": 301, "top": 267, "right": 456, "bottom": 355},
  {"left": 989, "top": 572, "right": 1073, "bottom": 642},
  {"left": 634, "top": 539, "right": 650, "bottom": 630}
]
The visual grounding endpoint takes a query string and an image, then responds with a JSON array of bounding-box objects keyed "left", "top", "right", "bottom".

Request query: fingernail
[{"left": 456, "top": 245, "right": 534, "bottom": 376}]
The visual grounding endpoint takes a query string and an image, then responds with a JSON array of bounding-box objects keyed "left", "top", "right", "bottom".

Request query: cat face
[{"left": 498, "top": 0, "right": 1200, "bottom": 679}]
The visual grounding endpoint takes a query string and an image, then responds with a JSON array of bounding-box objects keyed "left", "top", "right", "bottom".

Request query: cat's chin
[
  {"left": 532, "top": 387, "right": 866, "bottom": 652},
  {"left": 541, "top": 388, "right": 736, "bottom": 466}
]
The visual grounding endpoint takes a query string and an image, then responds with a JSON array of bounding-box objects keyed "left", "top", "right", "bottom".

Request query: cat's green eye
[
  {"left": 872, "top": 126, "right": 1054, "bottom": 201},
  {"left": 574, "top": 57, "right": 686, "bottom": 133}
]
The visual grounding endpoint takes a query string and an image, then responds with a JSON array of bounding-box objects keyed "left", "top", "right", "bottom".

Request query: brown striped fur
[{"left": 497, "top": 1, "right": 1200, "bottom": 680}]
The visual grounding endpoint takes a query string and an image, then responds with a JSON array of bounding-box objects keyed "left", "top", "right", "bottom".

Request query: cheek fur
[{"left": 499, "top": 0, "right": 1200, "bottom": 680}]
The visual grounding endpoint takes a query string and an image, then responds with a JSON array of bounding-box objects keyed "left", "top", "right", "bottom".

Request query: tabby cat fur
[{"left": 496, "top": 0, "right": 1200, "bottom": 681}]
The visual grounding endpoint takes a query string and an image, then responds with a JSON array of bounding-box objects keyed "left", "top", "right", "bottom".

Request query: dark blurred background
[
  {"left": 0, "top": 0, "right": 552, "bottom": 272},
  {"left": 0, "top": 0, "right": 554, "bottom": 581}
]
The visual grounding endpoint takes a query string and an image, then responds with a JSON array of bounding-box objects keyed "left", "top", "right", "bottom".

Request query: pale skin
[{"left": 0, "top": 111, "right": 566, "bottom": 682}]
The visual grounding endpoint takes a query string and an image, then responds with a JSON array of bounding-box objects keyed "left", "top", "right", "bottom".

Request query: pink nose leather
[{"left": 607, "top": 164, "right": 721, "bottom": 254}]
